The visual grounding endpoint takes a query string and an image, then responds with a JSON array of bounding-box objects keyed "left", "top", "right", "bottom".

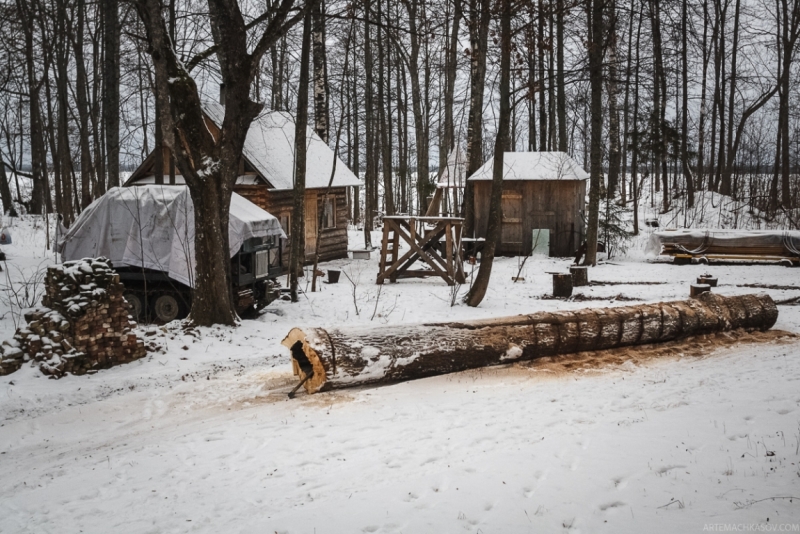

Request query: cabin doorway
[{"left": 501, "top": 191, "right": 523, "bottom": 254}]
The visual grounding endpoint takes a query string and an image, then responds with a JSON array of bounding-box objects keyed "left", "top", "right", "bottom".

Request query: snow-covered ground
[{"left": 1, "top": 217, "right": 799, "bottom": 533}]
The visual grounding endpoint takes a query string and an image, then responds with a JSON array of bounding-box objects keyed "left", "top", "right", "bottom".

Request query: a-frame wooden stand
[{"left": 377, "top": 216, "right": 466, "bottom": 286}]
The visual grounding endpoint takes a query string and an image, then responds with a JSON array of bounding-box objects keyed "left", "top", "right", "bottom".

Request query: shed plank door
[
  {"left": 305, "top": 192, "right": 317, "bottom": 257},
  {"left": 501, "top": 192, "right": 523, "bottom": 254}
]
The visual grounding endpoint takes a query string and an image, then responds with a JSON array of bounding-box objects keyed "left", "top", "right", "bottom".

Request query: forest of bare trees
[
  {"left": 2, "top": 0, "right": 800, "bottom": 317},
  {"left": 3, "top": 0, "right": 800, "bottom": 220}
]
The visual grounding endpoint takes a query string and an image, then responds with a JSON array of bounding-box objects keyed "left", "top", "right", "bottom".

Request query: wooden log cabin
[
  {"left": 468, "top": 152, "right": 588, "bottom": 257},
  {"left": 124, "top": 101, "right": 362, "bottom": 266}
]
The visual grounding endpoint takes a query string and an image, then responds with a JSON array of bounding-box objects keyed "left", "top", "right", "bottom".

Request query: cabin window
[
  {"left": 280, "top": 214, "right": 291, "bottom": 238},
  {"left": 322, "top": 198, "right": 336, "bottom": 229}
]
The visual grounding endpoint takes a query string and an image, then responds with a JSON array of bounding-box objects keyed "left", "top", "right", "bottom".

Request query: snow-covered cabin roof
[
  {"left": 467, "top": 152, "right": 588, "bottom": 181},
  {"left": 436, "top": 145, "right": 467, "bottom": 189},
  {"left": 126, "top": 101, "right": 362, "bottom": 192}
]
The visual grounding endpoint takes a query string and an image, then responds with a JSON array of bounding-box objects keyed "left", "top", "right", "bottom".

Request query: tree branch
[
  {"left": 251, "top": 0, "right": 318, "bottom": 70},
  {"left": 185, "top": 7, "right": 276, "bottom": 72}
]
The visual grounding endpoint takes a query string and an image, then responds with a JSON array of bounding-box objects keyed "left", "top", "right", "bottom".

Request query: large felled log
[{"left": 281, "top": 292, "right": 778, "bottom": 394}]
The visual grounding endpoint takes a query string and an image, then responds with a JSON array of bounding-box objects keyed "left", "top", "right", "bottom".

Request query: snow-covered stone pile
[{"left": 0, "top": 257, "right": 146, "bottom": 378}]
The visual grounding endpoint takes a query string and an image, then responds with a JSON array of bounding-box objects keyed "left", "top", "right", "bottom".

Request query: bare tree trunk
[
  {"left": 777, "top": 0, "right": 800, "bottom": 207},
  {"left": 311, "top": 19, "right": 355, "bottom": 292},
  {"left": 17, "top": 0, "right": 49, "bottom": 215},
  {"left": 377, "top": 0, "right": 394, "bottom": 215},
  {"left": 0, "top": 155, "right": 13, "bottom": 214},
  {"left": 547, "top": 9, "right": 556, "bottom": 149},
  {"left": 462, "top": 0, "right": 490, "bottom": 236},
  {"left": 351, "top": 30, "right": 361, "bottom": 226},
  {"left": 780, "top": 0, "right": 791, "bottom": 207},
  {"left": 363, "top": 0, "right": 375, "bottom": 247},
  {"left": 103, "top": 0, "right": 120, "bottom": 189},
  {"left": 398, "top": 55, "right": 409, "bottom": 213},
  {"left": 91, "top": 3, "right": 105, "bottom": 197},
  {"left": 527, "top": 3, "right": 537, "bottom": 152},
  {"left": 291, "top": 14, "right": 312, "bottom": 302},
  {"left": 709, "top": 3, "right": 720, "bottom": 192},
  {"left": 714, "top": 0, "right": 727, "bottom": 193},
  {"left": 697, "top": 0, "right": 709, "bottom": 193},
  {"left": 771, "top": 124, "right": 781, "bottom": 214},
  {"left": 444, "top": 0, "right": 461, "bottom": 160},
  {"left": 43, "top": 50, "right": 61, "bottom": 216},
  {"left": 404, "top": 0, "right": 431, "bottom": 215},
  {"left": 271, "top": 37, "right": 286, "bottom": 111},
  {"left": 584, "top": 0, "right": 603, "bottom": 266},
  {"left": 70, "top": 0, "right": 95, "bottom": 209},
  {"left": 682, "top": 0, "right": 694, "bottom": 207},
  {"left": 134, "top": 0, "right": 312, "bottom": 325},
  {"left": 720, "top": 0, "right": 740, "bottom": 197},
  {"left": 606, "top": 0, "right": 620, "bottom": 199},
  {"left": 466, "top": 0, "right": 511, "bottom": 307},
  {"left": 620, "top": 0, "right": 635, "bottom": 204},
  {"left": 538, "top": 0, "right": 547, "bottom": 151},
  {"left": 556, "top": 0, "right": 567, "bottom": 151},
  {"left": 312, "top": 0, "right": 329, "bottom": 143},
  {"left": 55, "top": 0, "right": 75, "bottom": 224},
  {"left": 649, "top": 0, "right": 668, "bottom": 213}
]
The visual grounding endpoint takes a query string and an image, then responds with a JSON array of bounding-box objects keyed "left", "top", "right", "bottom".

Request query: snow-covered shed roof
[
  {"left": 467, "top": 152, "right": 588, "bottom": 182},
  {"left": 126, "top": 101, "right": 362, "bottom": 192}
]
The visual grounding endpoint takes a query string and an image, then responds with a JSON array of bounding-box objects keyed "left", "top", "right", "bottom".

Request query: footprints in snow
[
  {"left": 599, "top": 500, "right": 626, "bottom": 512},
  {"left": 655, "top": 464, "right": 686, "bottom": 476}
]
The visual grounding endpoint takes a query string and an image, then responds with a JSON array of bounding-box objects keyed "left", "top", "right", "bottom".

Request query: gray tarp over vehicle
[{"left": 58, "top": 186, "right": 286, "bottom": 287}]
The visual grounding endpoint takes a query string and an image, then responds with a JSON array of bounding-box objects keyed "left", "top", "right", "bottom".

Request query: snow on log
[{"left": 281, "top": 292, "right": 778, "bottom": 394}]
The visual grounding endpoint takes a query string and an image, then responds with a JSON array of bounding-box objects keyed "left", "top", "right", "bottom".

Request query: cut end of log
[{"left": 281, "top": 327, "right": 329, "bottom": 394}]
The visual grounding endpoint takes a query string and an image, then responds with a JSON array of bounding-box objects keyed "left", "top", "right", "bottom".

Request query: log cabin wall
[
  {"left": 472, "top": 180, "right": 586, "bottom": 257},
  {"left": 234, "top": 186, "right": 350, "bottom": 267}
]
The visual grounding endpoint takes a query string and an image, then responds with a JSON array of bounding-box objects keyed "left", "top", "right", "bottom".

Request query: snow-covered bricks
[{"left": 0, "top": 258, "right": 146, "bottom": 378}]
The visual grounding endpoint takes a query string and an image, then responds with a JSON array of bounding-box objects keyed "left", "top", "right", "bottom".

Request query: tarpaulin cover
[
  {"left": 58, "top": 186, "right": 286, "bottom": 287},
  {"left": 646, "top": 229, "right": 800, "bottom": 256}
]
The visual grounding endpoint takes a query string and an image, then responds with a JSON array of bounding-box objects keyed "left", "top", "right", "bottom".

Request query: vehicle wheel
[
  {"left": 153, "top": 294, "right": 181, "bottom": 323},
  {"left": 124, "top": 293, "right": 143, "bottom": 320}
]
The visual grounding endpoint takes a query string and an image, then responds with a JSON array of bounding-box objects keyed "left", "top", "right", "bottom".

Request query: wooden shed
[
  {"left": 468, "top": 152, "right": 587, "bottom": 257},
  {"left": 125, "top": 101, "right": 362, "bottom": 266}
]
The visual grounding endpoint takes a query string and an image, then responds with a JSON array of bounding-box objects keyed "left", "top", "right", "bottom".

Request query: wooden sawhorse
[{"left": 377, "top": 216, "right": 466, "bottom": 286}]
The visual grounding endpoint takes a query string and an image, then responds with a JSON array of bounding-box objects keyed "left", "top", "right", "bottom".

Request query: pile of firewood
[{"left": 0, "top": 258, "right": 146, "bottom": 378}]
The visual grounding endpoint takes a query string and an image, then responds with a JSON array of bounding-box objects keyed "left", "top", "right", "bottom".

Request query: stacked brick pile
[{"left": 0, "top": 257, "right": 146, "bottom": 378}]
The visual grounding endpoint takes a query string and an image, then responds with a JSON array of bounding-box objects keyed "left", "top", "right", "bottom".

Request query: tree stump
[
  {"left": 282, "top": 292, "right": 778, "bottom": 395},
  {"left": 570, "top": 266, "right": 589, "bottom": 287},
  {"left": 553, "top": 274, "right": 573, "bottom": 297},
  {"left": 697, "top": 276, "right": 718, "bottom": 287},
  {"left": 690, "top": 283, "right": 711, "bottom": 297}
]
